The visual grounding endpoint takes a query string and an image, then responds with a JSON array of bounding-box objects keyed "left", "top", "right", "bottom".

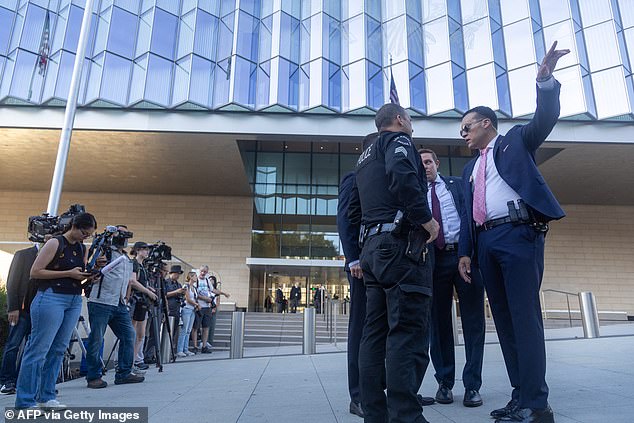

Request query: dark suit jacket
[
  {"left": 6, "top": 245, "right": 38, "bottom": 312},
  {"left": 458, "top": 82, "right": 566, "bottom": 259},
  {"left": 438, "top": 174, "right": 465, "bottom": 221},
  {"left": 290, "top": 286, "right": 301, "bottom": 301},
  {"left": 337, "top": 171, "right": 361, "bottom": 271}
]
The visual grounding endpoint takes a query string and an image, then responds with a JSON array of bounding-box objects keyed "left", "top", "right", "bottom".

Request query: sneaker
[
  {"left": 132, "top": 365, "right": 147, "bottom": 375},
  {"left": 205, "top": 342, "right": 212, "bottom": 348},
  {"left": 176, "top": 352, "right": 187, "bottom": 358},
  {"left": 185, "top": 351, "right": 195, "bottom": 356},
  {"left": 134, "top": 362, "right": 149, "bottom": 370},
  {"left": 190, "top": 347, "right": 199, "bottom": 354},
  {"left": 201, "top": 347, "right": 212, "bottom": 354},
  {"left": 0, "top": 383, "right": 16, "bottom": 395},
  {"left": 37, "top": 399, "right": 68, "bottom": 410},
  {"left": 87, "top": 378, "right": 108, "bottom": 389},
  {"left": 114, "top": 373, "right": 145, "bottom": 385}
]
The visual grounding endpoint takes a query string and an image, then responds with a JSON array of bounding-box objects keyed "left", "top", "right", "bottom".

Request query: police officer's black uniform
[{"left": 349, "top": 131, "right": 434, "bottom": 423}]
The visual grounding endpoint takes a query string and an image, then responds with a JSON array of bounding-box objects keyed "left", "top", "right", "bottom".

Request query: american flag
[
  {"left": 37, "top": 11, "right": 50, "bottom": 75},
  {"left": 389, "top": 67, "right": 400, "bottom": 105}
]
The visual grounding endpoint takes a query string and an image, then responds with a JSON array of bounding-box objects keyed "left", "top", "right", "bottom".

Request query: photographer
[
  {"left": 164, "top": 265, "right": 186, "bottom": 350},
  {"left": 129, "top": 242, "right": 157, "bottom": 370},
  {"left": 193, "top": 265, "right": 229, "bottom": 353},
  {"left": 15, "top": 213, "right": 96, "bottom": 409},
  {"left": 176, "top": 271, "right": 199, "bottom": 357},
  {"left": 85, "top": 226, "right": 149, "bottom": 389}
]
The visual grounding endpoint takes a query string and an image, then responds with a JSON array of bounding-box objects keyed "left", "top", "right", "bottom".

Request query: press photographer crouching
[
  {"left": 15, "top": 213, "right": 96, "bottom": 409},
  {"left": 85, "top": 226, "right": 152, "bottom": 389}
]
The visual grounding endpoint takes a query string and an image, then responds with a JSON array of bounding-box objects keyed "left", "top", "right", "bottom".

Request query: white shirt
[
  {"left": 470, "top": 136, "right": 522, "bottom": 221},
  {"left": 427, "top": 175, "right": 461, "bottom": 243}
]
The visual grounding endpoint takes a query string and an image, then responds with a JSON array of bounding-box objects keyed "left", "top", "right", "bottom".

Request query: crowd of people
[{"left": 0, "top": 219, "right": 229, "bottom": 410}]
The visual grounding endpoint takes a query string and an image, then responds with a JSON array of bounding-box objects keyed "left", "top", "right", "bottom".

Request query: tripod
[
  {"left": 61, "top": 316, "right": 106, "bottom": 382},
  {"left": 144, "top": 269, "right": 176, "bottom": 372}
]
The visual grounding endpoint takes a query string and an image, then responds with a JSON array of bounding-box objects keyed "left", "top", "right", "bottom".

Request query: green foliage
[{"left": 0, "top": 285, "right": 7, "bottom": 356}]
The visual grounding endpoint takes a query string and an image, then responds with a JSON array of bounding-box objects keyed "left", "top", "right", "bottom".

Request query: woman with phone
[{"left": 15, "top": 212, "right": 97, "bottom": 410}]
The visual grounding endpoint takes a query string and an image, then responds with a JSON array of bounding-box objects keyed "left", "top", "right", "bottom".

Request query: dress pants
[
  {"left": 0, "top": 312, "right": 31, "bottom": 386},
  {"left": 477, "top": 223, "right": 548, "bottom": 409},
  {"left": 429, "top": 248, "right": 485, "bottom": 391},
  {"left": 346, "top": 270, "right": 366, "bottom": 405},
  {"left": 359, "top": 232, "right": 432, "bottom": 423}
]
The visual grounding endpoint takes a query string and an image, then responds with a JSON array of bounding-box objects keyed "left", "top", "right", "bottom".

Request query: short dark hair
[
  {"left": 362, "top": 132, "right": 379, "bottom": 151},
  {"left": 462, "top": 106, "right": 498, "bottom": 129},
  {"left": 417, "top": 148, "right": 438, "bottom": 162},
  {"left": 375, "top": 103, "right": 407, "bottom": 130},
  {"left": 71, "top": 212, "right": 97, "bottom": 231}
]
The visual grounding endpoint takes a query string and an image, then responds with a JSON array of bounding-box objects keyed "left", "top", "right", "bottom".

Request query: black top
[
  {"left": 164, "top": 278, "right": 182, "bottom": 317},
  {"left": 348, "top": 131, "right": 432, "bottom": 228},
  {"left": 38, "top": 235, "right": 85, "bottom": 295},
  {"left": 132, "top": 260, "right": 148, "bottom": 287}
]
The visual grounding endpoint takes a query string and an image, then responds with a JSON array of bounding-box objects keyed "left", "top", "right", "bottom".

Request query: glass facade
[{"left": 0, "top": 0, "right": 632, "bottom": 119}]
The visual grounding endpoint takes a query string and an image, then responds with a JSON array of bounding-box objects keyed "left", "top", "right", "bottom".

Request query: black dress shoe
[
  {"left": 417, "top": 394, "right": 435, "bottom": 406},
  {"left": 495, "top": 405, "right": 554, "bottom": 423},
  {"left": 463, "top": 389, "right": 483, "bottom": 407},
  {"left": 349, "top": 401, "right": 364, "bottom": 418},
  {"left": 491, "top": 399, "right": 519, "bottom": 418},
  {"left": 435, "top": 385, "right": 453, "bottom": 404}
]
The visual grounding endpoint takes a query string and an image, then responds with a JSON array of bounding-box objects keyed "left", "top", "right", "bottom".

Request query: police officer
[{"left": 349, "top": 103, "right": 439, "bottom": 423}]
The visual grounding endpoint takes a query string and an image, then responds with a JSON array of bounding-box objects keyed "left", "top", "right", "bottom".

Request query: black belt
[
  {"left": 366, "top": 223, "right": 397, "bottom": 238},
  {"left": 476, "top": 216, "right": 525, "bottom": 233},
  {"left": 436, "top": 242, "right": 458, "bottom": 252}
]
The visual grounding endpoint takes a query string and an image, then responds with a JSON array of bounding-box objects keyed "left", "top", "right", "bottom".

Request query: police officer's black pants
[{"left": 359, "top": 233, "right": 432, "bottom": 423}]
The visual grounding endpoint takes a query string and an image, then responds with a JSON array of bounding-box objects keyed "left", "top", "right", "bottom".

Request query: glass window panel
[
  {"left": 113, "top": 0, "right": 139, "bottom": 14},
  {"left": 422, "top": 0, "right": 447, "bottom": 23},
  {"left": 312, "top": 153, "right": 338, "bottom": 185},
  {"left": 53, "top": 50, "right": 74, "bottom": 99},
  {"left": 8, "top": 7, "right": 22, "bottom": 53},
  {"left": 503, "top": 18, "right": 535, "bottom": 70},
  {"left": 5, "top": 49, "right": 39, "bottom": 100},
  {"left": 217, "top": 12, "right": 234, "bottom": 59},
  {"left": 281, "top": 232, "right": 309, "bottom": 258},
  {"left": 384, "top": 15, "right": 408, "bottom": 63},
  {"left": 617, "top": 27, "right": 630, "bottom": 72},
  {"left": 173, "top": 55, "right": 191, "bottom": 105},
  {"left": 323, "top": 0, "right": 341, "bottom": 20},
  {"left": 539, "top": 0, "right": 570, "bottom": 27},
  {"left": 592, "top": 66, "right": 631, "bottom": 118},
  {"left": 343, "top": 13, "right": 364, "bottom": 63},
  {"left": 324, "top": 15, "right": 341, "bottom": 64},
  {"left": 236, "top": 11, "right": 258, "bottom": 61},
  {"left": 198, "top": 0, "right": 221, "bottom": 16},
  {"left": 0, "top": 56, "right": 6, "bottom": 90},
  {"left": 61, "top": 5, "right": 84, "bottom": 54},
  {"left": 410, "top": 63, "right": 425, "bottom": 111},
  {"left": 189, "top": 56, "right": 213, "bottom": 106},
  {"left": 0, "top": 50, "right": 15, "bottom": 97},
  {"left": 460, "top": 0, "right": 488, "bottom": 24},
  {"left": 232, "top": 56, "right": 256, "bottom": 107},
  {"left": 340, "top": 153, "right": 358, "bottom": 174},
  {"left": 280, "top": 13, "right": 300, "bottom": 63},
  {"left": 278, "top": 58, "right": 299, "bottom": 108},
  {"left": 619, "top": 0, "right": 634, "bottom": 28},
  {"left": 423, "top": 16, "right": 450, "bottom": 67},
  {"left": 195, "top": 10, "right": 219, "bottom": 60},
  {"left": 155, "top": 0, "right": 179, "bottom": 15},
  {"left": 385, "top": 0, "right": 405, "bottom": 21},
  {"left": 625, "top": 28, "right": 634, "bottom": 71},
  {"left": 107, "top": 7, "right": 137, "bottom": 59},
  {"left": 578, "top": 0, "right": 613, "bottom": 26},
  {"left": 327, "top": 60, "right": 341, "bottom": 110},
  {"left": 342, "top": 0, "right": 362, "bottom": 20},
  {"left": 367, "top": 16, "right": 381, "bottom": 64},
  {"left": 543, "top": 20, "right": 579, "bottom": 70},
  {"left": 467, "top": 63, "right": 498, "bottom": 108},
  {"left": 300, "top": 18, "right": 310, "bottom": 63},
  {"left": 284, "top": 152, "right": 310, "bottom": 184},
  {"left": 256, "top": 59, "right": 270, "bottom": 108},
  {"left": 367, "top": 61, "right": 382, "bottom": 108},
  {"left": 136, "top": 9, "right": 152, "bottom": 57},
  {"left": 0, "top": 7, "right": 14, "bottom": 55},
  {"left": 261, "top": 0, "right": 273, "bottom": 17},
  {"left": 508, "top": 64, "right": 537, "bottom": 116},
  {"left": 213, "top": 56, "right": 231, "bottom": 105},
  {"left": 499, "top": 0, "right": 529, "bottom": 25},
  {"left": 177, "top": 10, "right": 195, "bottom": 59},
  {"left": 239, "top": 0, "right": 259, "bottom": 16},
  {"left": 101, "top": 52, "right": 131, "bottom": 104},
  {"left": 453, "top": 67, "right": 468, "bottom": 111},
  {"left": 407, "top": 16, "right": 424, "bottom": 66},
  {"left": 584, "top": 21, "right": 621, "bottom": 71},
  {"left": 463, "top": 18, "right": 493, "bottom": 69},
  {"left": 145, "top": 53, "right": 172, "bottom": 106},
  {"left": 221, "top": 0, "right": 236, "bottom": 17},
  {"left": 406, "top": 0, "right": 422, "bottom": 22},
  {"left": 151, "top": 8, "right": 177, "bottom": 60},
  {"left": 552, "top": 65, "right": 587, "bottom": 117},
  {"left": 425, "top": 62, "right": 454, "bottom": 114},
  {"left": 367, "top": 0, "right": 381, "bottom": 19},
  {"left": 129, "top": 53, "right": 147, "bottom": 104},
  {"left": 448, "top": 17, "right": 465, "bottom": 67},
  {"left": 18, "top": 4, "right": 46, "bottom": 53},
  {"left": 93, "top": 8, "right": 110, "bottom": 54},
  {"left": 259, "top": 14, "right": 273, "bottom": 61}
]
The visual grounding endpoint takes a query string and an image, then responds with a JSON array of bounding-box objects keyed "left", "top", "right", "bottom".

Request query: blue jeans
[
  {"left": 15, "top": 289, "right": 82, "bottom": 408},
  {"left": 177, "top": 308, "right": 195, "bottom": 353},
  {"left": 86, "top": 302, "right": 135, "bottom": 382},
  {"left": 0, "top": 312, "right": 31, "bottom": 386}
]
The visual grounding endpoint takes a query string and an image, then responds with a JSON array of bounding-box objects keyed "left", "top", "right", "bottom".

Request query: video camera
[
  {"left": 143, "top": 242, "right": 172, "bottom": 273},
  {"left": 86, "top": 226, "right": 134, "bottom": 272},
  {"left": 27, "top": 204, "right": 86, "bottom": 243}
]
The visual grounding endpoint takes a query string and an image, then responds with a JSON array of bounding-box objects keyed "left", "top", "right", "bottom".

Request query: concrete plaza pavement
[{"left": 1, "top": 324, "right": 633, "bottom": 423}]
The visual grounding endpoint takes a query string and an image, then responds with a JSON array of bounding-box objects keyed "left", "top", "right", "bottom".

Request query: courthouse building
[{"left": 0, "top": 0, "right": 633, "bottom": 315}]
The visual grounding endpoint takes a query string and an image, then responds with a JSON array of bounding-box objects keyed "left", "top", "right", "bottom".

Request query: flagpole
[{"left": 46, "top": 0, "right": 95, "bottom": 216}]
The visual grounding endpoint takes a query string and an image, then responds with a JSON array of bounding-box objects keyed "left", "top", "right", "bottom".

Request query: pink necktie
[{"left": 473, "top": 148, "right": 490, "bottom": 225}]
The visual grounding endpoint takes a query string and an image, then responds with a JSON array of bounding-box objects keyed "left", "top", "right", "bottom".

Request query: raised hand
[{"left": 537, "top": 41, "right": 571, "bottom": 80}]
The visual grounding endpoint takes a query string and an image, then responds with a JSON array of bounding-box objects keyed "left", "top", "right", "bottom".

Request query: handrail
[{"left": 541, "top": 289, "right": 577, "bottom": 327}]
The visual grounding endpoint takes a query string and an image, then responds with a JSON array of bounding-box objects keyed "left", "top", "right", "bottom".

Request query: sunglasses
[
  {"left": 460, "top": 118, "right": 487, "bottom": 136},
  {"left": 80, "top": 228, "right": 94, "bottom": 237}
]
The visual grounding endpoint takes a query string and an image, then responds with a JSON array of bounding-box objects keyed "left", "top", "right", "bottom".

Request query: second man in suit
[{"left": 419, "top": 148, "right": 486, "bottom": 408}]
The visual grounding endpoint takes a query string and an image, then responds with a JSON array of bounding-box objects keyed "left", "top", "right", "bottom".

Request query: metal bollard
[
  {"left": 161, "top": 316, "right": 176, "bottom": 361},
  {"left": 578, "top": 292, "right": 600, "bottom": 339},
  {"left": 303, "top": 307, "right": 316, "bottom": 355},
  {"left": 451, "top": 299, "right": 461, "bottom": 346},
  {"left": 230, "top": 311, "right": 245, "bottom": 359}
]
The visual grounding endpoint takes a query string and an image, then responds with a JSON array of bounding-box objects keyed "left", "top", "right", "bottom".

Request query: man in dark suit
[
  {"left": 0, "top": 245, "right": 38, "bottom": 395},
  {"left": 337, "top": 132, "right": 375, "bottom": 417},
  {"left": 275, "top": 287, "right": 284, "bottom": 313},
  {"left": 457, "top": 42, "right": 569, "bottom": 423},
  {"left": 419, "top": 148, "right": 486, "bottom": 408},
  {"left": 289, "top": 283, "right": 301, "bottom": 313}
]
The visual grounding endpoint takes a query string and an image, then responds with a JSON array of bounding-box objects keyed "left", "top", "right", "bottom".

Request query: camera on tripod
[
  {"left": 86, "top": 226, "right": 134, "bottom": 272},
  {"left": 27, "top": 204, "right": 86, "bottom": 243},
  {"left": 143, "top": 242, "right": 172, "bottom": 273}
]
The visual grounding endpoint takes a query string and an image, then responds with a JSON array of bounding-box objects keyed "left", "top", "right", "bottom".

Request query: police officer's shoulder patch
[
  {"left": 394, "top": 136, "right": 411, "bottom": 147},
  {"left": 394, "top": 146, "right": 408, "bottom": 157}
]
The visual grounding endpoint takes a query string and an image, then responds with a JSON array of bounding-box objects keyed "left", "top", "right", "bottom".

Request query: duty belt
[
  {"left": 366, "top": 222, "right": 397, "bottom": 238},
  {"left": 476, "top": 216, "right": 525, "bottom": 233}
]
